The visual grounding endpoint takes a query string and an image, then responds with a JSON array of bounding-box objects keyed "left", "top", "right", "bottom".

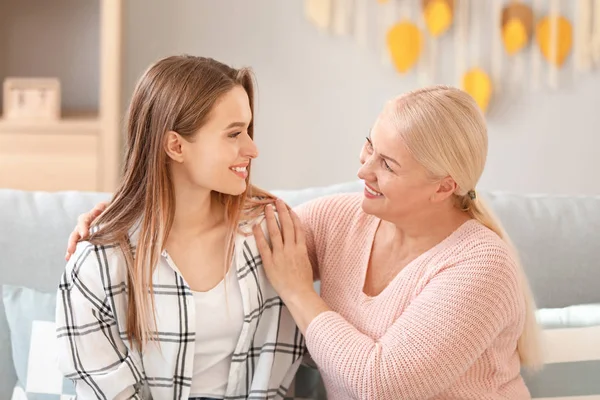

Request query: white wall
[{"left": 124, "top": 0, "right": 600, "bottom": 195}]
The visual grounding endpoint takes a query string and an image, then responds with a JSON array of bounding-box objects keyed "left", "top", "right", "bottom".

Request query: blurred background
[
  {"left": 2, "top": 3, "right": 600, "bottom": 399},
  {"left": 1, "top": 0, "right": 599, "bottom": 194}
]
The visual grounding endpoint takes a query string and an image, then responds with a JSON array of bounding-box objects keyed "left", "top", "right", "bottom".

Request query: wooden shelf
[
  {"left": 0, "top": 0, "right": 122, "bottom": 192},
  {"left": 0, "top": 112, "right": 100, "bottom": 135},
  {"left": 0, "top": 132, "right": 99, "bottom": 191}
]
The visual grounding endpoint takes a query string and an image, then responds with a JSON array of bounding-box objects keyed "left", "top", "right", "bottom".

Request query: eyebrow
[
  {"left": 224, "top": 121, "right": 248, "bottom": 130},
  {"left": 367, "top": 133, "right": 401, "bottom": 167}
]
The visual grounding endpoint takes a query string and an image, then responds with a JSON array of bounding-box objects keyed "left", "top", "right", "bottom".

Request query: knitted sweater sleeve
[
  {"left": 305, "top": 246, "right": 522, "bottom": 399},
  {"left": 294, "top": 198, "right": 326, "bottom": 281}
]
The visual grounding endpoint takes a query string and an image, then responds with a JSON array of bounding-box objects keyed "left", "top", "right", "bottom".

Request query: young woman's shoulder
[
  {"left": 238, "top": 192, "right": 366, "bottom": 241},
  {"left": 294, "top": 192, "right": 363, "bottom": 227},
  {"left": 62, "top": 239, "right": 129, "bottom": 297}
]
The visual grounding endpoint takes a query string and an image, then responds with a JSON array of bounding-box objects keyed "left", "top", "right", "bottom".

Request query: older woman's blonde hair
[{"left": 388, "top": 85, "right": 543, "bottom": 369}]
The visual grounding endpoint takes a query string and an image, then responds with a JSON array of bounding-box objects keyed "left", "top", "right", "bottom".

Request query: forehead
[
  {"left": 371, "top": 117, "right": 411, "bottom": 159},
  {"left": 207, "top": 85, "right": 252, "bottom": 124}
]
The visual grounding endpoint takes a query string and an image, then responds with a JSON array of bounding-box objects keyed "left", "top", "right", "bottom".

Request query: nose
[
  {"left": 357, "top": 153, "right": 376, "bottom": 181},
  {"left": 242, "top": 134, "right": 259, "bottom": 159}
]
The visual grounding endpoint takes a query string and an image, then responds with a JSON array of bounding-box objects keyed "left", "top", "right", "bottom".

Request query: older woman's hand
[
  {"left": 65, "top": 202, "right": 109, "bottom": 261},
  {"left": 253, "top": 199, "right": 315, "bottom": 302},
  {"left": 253, "top": 198, "right": 330, "bottom": 333}
]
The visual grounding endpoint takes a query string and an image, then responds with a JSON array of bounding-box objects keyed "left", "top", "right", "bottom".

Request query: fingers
[
  {"left": 290, "top": 209, "right": 306, "bottom": 249},
  {"left": 68, "top": 202, "right": 107, "bottom": 261},
  {"left": 77, "top": 203, "right": 105, "bottom": 238},
  {"left": 252, "top": 223, "right": 273, "bottom": 267},
  {"left": 91, "top": 202, "right": 108, "bottom": 217},
  {"left": 66, "top": 230, "right": 80, "bottom": 261},
  {"left": 264, "top": 203, "right": 283, "bottom": 252},
  {"left": 274, "top": 198, "right": 295, "bottom": 245},
  {"left": 76, "top": 213, "right": 91, "bottom": 238}
]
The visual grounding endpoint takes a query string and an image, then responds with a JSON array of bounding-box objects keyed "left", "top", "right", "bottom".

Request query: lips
[
  {"left": 230, "top": 163, "right": 249, "bottom": 179},
  {"left": 365, "top": 183, "right": 383, "bottom": 196}
]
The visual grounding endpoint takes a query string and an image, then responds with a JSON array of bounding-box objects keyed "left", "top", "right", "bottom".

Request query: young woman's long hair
[
  {"left": 87, "top": 55, "right": 274, "bottom": 350},
  {"left": 387, "top": 85, "right": 543, "bottom": 370}
]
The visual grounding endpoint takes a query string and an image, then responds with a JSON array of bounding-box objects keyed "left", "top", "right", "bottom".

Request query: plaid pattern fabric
[{"left": 55, "top": 216, "right": 305, "bottom": 400}]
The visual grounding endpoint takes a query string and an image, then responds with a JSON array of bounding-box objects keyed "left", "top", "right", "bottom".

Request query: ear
[
  {"left": 164, "top": 130, "right": 184, "bottom": 163},
  {"left": 431, "top": 176, "right": 458, "bottom": 203}
]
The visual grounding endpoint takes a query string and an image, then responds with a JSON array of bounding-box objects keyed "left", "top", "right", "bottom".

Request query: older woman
[
  {"left": 253, "top": 85, "right": 542, "bottom": 399},
  {"left": 67, "top": 85, "right": 542, "bottom": 399}
]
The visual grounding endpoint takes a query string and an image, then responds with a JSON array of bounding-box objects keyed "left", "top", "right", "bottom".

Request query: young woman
[
  {"left": 56, "top": 55, "right": 303, "bottom": 400},
  {"left": 67, "top": 85, "right": 543, "bottom": 399}
]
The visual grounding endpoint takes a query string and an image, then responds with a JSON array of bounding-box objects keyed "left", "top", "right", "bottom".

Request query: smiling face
[
  {"left": 165, "top": 85, "right": 258, "bottom": 196},
  {"left": 357, "top": 116, "right": 441, "bottom": 221},
  {"left": 356, "top": 101, "right": 462, "bottom": 223}
]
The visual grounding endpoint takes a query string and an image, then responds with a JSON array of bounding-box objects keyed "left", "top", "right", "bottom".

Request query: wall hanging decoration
[
  {"left": 331, "top": 0, "right": 353, "bottom": 36},
  {"left": 423, "top": 0, "right": 454, "bottom": 81},
  {"left": 593, "top": 0, "right": 600, "bottom": 66},
  {"left": 378, "top": 0, "right": 396, "bottom": 65},
  {"left": 304, "top": 0, "right": 599, "bottom": 116},
  {"left": 305, "top": 0, "right": 332, "bottom": 32},
  {"left": 387, "top": 20, "right": 424, "bottom": 74},
  {"left": 386, "top": 0, "right": 424, "bottom": 74},
  {"left": 495, "top": 0, "right": 534, "bottom": 92},
  {"left": 535, "top": 0, "right": 573, "bottom": 88},
  {"left": 573, "top": 0, "right": 593, "bottom": 75},
  {"left": 354, "top": 0, "right": 370, "bottom": 47},
  {"left": 423, "top": 0, "right": 454, "bottom": 36},
  {"left": 460, "top": 0, "right": 493, "bottom": 113},
  {"left": 502, "top": 1, "right": 534, "bottom": 55}
]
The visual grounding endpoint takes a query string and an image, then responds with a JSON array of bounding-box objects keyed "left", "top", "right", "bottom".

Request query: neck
[
  {"left": 380, "top": 202, "right": 471, "bottom": 254},
  {"left": 170, "top": 177, "right": 225, "bottom": 238}
]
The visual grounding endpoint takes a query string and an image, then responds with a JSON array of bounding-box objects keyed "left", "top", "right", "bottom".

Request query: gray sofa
[{"left": 1, "top": 180, "right": 599, "bottom": 398}]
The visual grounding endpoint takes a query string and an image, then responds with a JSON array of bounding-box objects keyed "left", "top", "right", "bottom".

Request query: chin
[
  {"left": 360, "top": 197, "right": 377, "bottom": 216},
  {"left": 217, "top": 181, "right": 247, "bottom": 197}
]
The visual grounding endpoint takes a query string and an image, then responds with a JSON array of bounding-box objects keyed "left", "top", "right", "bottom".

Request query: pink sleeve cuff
[{"left": 306, "top": 310, "right": 341, "bottom": 342}]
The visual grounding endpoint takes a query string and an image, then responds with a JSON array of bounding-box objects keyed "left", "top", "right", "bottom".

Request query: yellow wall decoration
[
  {"left": 387, "top": 21, "right": 423, "bottom": 73},
  {"left": 501, "top": 2, "right": 533, "bottom": 55},
  {"left": 304, "top": 0, "right": 598, "bottom": 116},
  {"left": 536, "top": 15, "right": 573, "bottom": 67},
  {"left": 503, "top": 20, "right": 528, "bottom": 55},
  {"left": 304, "top": 0, "right": 332, "bottom": 31},
  {"left": 462, "top": 67, "right": 493, "bottom": 113},
  {"left": 423, "top": 0, "right": 454, "bottom": 37}
]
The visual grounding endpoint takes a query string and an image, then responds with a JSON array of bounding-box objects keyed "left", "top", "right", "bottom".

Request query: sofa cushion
[
  {"left": 1, "top": 182, "right": 600, "bottom": 398},
  {"left": 0, "top": 189, "right": 111, "bottom": 399},
  {"left": 3, "top": 284, "right": 75, "bottom": 398},
  {"left": 483, "top": 191, "right": 600, "bottom": 309},
  {"left": 527, "top": 303, "right": 600, "bottom": 398}
]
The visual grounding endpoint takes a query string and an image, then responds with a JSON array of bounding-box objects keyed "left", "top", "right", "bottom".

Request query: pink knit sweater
[{"left": 295, "top": 193, "right": 530, "bottom": 400}]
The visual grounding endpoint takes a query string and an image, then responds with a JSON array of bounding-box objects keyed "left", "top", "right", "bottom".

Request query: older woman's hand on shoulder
[{"left": 253, "top": 198, "right": 330, "bottom": 333}]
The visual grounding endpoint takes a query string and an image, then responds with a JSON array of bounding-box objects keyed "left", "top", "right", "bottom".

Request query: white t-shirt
[{"left": 189, "top": 265, "right": 245, "bottom": 398}]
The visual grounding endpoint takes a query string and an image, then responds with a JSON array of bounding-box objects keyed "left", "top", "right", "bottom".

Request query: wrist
[
  {"left": 281, "top": 284, "right": 316, "bottom": 305},
  {"left": 282, "top": 288, "right": 330, "bottom": 334}
]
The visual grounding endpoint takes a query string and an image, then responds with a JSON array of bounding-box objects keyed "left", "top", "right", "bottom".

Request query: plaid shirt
[{"left": 55, "top": 216, "right": 305, "bottom": 400}]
